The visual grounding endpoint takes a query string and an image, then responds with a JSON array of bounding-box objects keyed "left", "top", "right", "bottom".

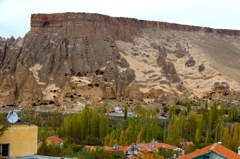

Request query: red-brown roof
[
  {"left": 103, "top": 142, "right": 177, "bottom": 153},
  {"left": 155, "top": 143, "right": 177, "bottom": 149},
  {"left": 138, "top": 145, "right": 157, "bottom": 152},
  {"left": 103, "top": 146, "right": 130, "bottom": 152},
  {"left": 103, "top": 146, "right": 113, "bottom": 151},
  {"left": 143, "top": 143, "right": 177, "bottom": 150},
  {"left": 178, "top": 143, "right": 240, "bottom": 159},
  {"left": 85, "top": 146, "right": 95, "bottom": 149},
  {"left": 46, "top": 136, "right": 64, "bottom": 144}
]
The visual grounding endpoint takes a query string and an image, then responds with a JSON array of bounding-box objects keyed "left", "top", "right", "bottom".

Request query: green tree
[
  {"left": 163, "top": 107, "right": 169, "bottom": 113},
  {"left": 186, "top": 99, "right": 191, "bottom": 113},
  {"left": 228, "top": 107, "right": 238, "bottom": 122},
  {"left": 105, "top": 114, "right": 160, "bottom": 146},
  {"left": 169, "top": 107, "right": 173, "bottom": 119},
  {"left": 135, "top": 103, "right": 142, "bottom": 112},
  {"left": 205, "top": 100, "right": 208, "bottom": 111},
  {"left": 38, "top": 127, "right": 49, "bottom": 155},
  {"left": 195, "top": 128, "right": 201, "bottom": 143},
  {"left": 222, "top": 126, "right": 230, "bottom": 148},
  {"left": 187, "top": 112, "right": 197, "bottom": 142},
  {"left": 0, "top": 113, "right": 9, "bottom": 137},
  {"left": 52, "top": 111, "right": 58, "bottom": 132},
  {"left": 158, "top": 148, "right": 178, "bottom": 158},
  {"left": 60, "top": 108, "right": 109, "bottom": 145},
  {"left": 230, "top": 123, "right": 239, "bottom": 150},
  {"left": 124, "top": 105, "right": 128, "bottom": 120}
]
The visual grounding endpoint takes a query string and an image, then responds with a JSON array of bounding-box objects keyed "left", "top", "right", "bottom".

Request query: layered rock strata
[{"left": 0, "top": 13, "right": 240, "bottom": 108}]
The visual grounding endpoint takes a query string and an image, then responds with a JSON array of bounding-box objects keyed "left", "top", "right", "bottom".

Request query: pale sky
[{"left": 0, "top": 0, "right": 240, "bottom": 38}]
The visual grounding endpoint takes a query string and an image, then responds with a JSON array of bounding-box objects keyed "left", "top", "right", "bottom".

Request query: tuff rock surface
[{"left": 0, "top": 13, "right": 240, "bottom": 108}]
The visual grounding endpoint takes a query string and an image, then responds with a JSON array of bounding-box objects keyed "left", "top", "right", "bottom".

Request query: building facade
[{"left": 0, "top": 123, "right": 38, "bottom": 157}]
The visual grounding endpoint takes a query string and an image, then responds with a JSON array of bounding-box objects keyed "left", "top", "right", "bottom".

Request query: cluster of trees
[
  {"left": 60, "top": 107, "right": 109, "bottom": 145},
  {"left": 57, "top": 102, "right": 240, "bottom": 150},
  {"left": 222, "top": 122, "right": 240, "bottom": 151},
  {"left": 166, "top": 101, "right": 240, "bottom": 151},
  {"left": 59, "top": 105, "right": 165, "bottom": 147},
  {"left": 39, "top": 115, "right": 123, "bottom": 159},
  {"left": 104, "top": 115, "right": 164, "bottom": 146},
  {"left": 104, "top": 105, "right": 169, "bottom": 146},
  {"left": 38, "top": 142, "right": 124, "bottom": 159},
  {"left": 157, "top": 148, "right": 179, "bottom": 158},
  {"left": 34, "top": 100, "right": 240, "bottom": 157},
  {"left": 21, "top": 111, "right": 64, "bottom": 130}
]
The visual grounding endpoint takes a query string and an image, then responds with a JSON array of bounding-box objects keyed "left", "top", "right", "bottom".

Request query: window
[
  {"left": 0, "top": 144, "right": 9, "bottom": 156},
  {"left": 203, "top": 156, "right": 209, "bottom": 159}
]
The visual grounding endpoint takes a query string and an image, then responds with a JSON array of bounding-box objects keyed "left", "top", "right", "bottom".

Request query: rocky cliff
[{"left": 0, "top": 12, "right": 240, "bottom": 108}]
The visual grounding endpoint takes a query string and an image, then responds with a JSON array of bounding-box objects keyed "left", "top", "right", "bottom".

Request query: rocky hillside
[{"left": 0, "top": 12, "right": 240, "bottom": 108}]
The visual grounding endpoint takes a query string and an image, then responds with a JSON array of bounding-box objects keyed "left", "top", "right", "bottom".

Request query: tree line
[
  {"left": 166, "top": 101, "right": 240, "bottom": 151},
  {"left": 105, "top": 115, "right": 164, "bottom": 146},
  {"left": 60, "top": 107, "right": 109, "bottom": 145},
  {"left": 36, "top": 101, "right": 240, "bottom": 157}
]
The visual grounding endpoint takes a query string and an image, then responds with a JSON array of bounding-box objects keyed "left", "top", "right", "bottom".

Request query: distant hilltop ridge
[{"left": 31, "top": 12, "right": 240, "bottom": 36}]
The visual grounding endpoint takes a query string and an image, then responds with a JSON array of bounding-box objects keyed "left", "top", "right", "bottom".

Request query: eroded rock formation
[{"left": 0, "top": 12, "right": 240, "bottom": 108}]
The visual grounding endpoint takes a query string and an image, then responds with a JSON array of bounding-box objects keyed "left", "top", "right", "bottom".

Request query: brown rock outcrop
[{"left": 0, "top": 12, "right": 240, "bottom": 107}]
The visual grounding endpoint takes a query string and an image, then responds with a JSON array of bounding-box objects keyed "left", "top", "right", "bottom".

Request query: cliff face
[
  {"left": 31, "top": 13, "right": 240, "bottom": 36},
  {"left": 0, "top": 12, "right": 240, "bottom": 108}
]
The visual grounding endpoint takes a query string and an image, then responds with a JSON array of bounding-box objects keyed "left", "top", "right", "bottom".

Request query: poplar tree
[
  {"left": 228, "top": 107, "right": 238, "bottom": 122},
  {"left": 195, "top": 129, "right": 201, "bottom": 143},
  {"left": 205, "top": 100, "right": 208, "bottom": 111},
  {"left": 52, "top": 111, "right": 58, "bottom": 131},
  {"left": 186, "top": 100, "right": 191, "bottom": 113},
  {"left": 222, "top": 126, "right": 230, "bottom": 148},
  {"left": 124, "top": 105, "right": 128, "bottom": 120},
  {"left": 215, "top": 116, "right": 224, "bottom": 142},
  {"left": 187, "top": 112, "right": 197, "bottom": 142},
  {"left": 230, "top": 123, "right": 239, "bottom": 150},
  {"left": 169, "top": 107, "right": 173, "bottom": 119}
]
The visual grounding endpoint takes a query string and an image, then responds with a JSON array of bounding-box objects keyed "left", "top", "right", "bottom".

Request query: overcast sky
[{"left": 0, "top": 0, "right": 240, "bottom": 38}]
